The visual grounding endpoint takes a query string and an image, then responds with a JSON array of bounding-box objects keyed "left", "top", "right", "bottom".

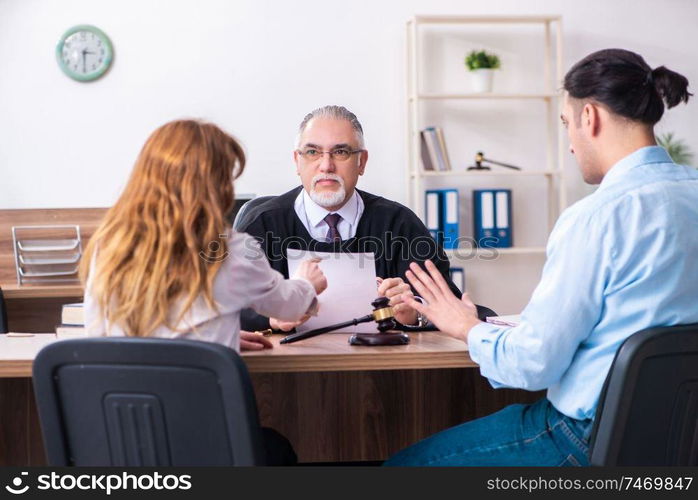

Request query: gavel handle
[
  {"left": 279, "top": 314, "right": 374, "bottom": 344},
  {"left": 485, "top": 158, "right": 522, "bottom": 170}
]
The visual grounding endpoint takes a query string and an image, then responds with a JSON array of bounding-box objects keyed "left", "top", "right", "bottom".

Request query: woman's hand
[
  {"left": 269, "top": 314, "right": 311, "bottom": 332},
  {"left": 239, "top": 330, "right": 274, "bottom": 351},
  {"left": 293, "top": 258, "right": 328, "bottom": 295}
]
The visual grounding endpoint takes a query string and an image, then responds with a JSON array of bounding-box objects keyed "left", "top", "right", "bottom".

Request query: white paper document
[
  {"left": 485, "top": 314, "right": 521, "bottom": 327},
  {"left": 287, "top": 248, "right": 379, "bottom": 334}
]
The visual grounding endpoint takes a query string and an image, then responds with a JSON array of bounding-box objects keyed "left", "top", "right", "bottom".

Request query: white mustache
[{"left": 312, "top": 174, "right": 344, "bottom": 188}]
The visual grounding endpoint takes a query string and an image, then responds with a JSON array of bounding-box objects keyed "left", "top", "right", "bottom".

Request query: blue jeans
[{"left": 384, "top": 398, "right": 593, "bottom": 466}]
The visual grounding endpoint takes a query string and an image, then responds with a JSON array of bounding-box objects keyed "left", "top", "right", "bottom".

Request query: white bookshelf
[
  {"left": 415, "top": 93, "right": 558, "bottom": 100},
  {"left": 406, "top": 15, "right": 564, "bottom": 313},
  {"left": 415, "top": 170, "right": 558, "bottom": 178}
]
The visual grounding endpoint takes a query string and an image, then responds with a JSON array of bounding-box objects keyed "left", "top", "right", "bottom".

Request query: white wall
[{"left": 1, "top": 0, "right": 696, "bottom": 210}]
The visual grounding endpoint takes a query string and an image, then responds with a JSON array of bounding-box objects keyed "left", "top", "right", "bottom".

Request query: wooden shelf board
[
  {"left": 414, "top": 93, "right": 558, "bottom": 100},
  {"left": 416, "top": 170, "right": 559, "bottom": 177},
  {"left": 412, "top": 15, "right": 561, "bottom": 25}
]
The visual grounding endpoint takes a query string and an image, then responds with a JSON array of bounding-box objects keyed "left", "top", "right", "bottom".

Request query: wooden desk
[
  {"left": 0, "top": 332, "right": 541, "bottom": 465},
  {"left": 0, "top": 208, "right": 542, "bottom": 463},
  {"left": 0, "top": 208, "right": 105, "bottom": 333},
  {"left": 0, "top": 331, "right": 476, "bottom": 378},
  {"left": 1, "top": 284, "right": 84, "bottom": 300}
]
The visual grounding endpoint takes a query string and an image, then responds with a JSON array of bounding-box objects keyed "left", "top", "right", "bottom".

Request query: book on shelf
[
  {"left": 419, "top": 131, "right": 436, "bottom": 171},
  {"left": 473, "top": 189, "right": 513, "bottom": 248},
  {"left": 420, "top": 126, "right": 451, "bottom": 172},
  {"left": 433, "top": 127, "right": 452, "bottom": 171},
  {"left": 420, "top": 129, "right": 440, "bottom": 171},
  {"left": 55, "top": 325, "right": 87, "bottom": 338},
  {"left": 61, "top": 302, "right": 84, "bottom": 326}
]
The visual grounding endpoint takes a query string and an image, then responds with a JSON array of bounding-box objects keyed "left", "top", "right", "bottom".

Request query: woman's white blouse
[{"left": 84, "top": 231, "right": 316, "bottom": 351}]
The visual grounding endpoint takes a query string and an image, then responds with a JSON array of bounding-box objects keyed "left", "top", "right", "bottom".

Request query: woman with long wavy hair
[{"left": 81, "top": 119, "right": 326, "bottom": 351}]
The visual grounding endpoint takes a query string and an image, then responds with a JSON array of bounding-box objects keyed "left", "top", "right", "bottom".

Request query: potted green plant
[
  {"left": 465, "top": 49, "right": 501, "bottom": 93},
  {"left": 656, "top": 132, "right": 694, "bottom": 166}
]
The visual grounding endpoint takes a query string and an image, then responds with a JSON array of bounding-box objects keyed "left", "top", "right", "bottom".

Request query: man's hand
[
  {"left": 377, "top": 277, "right": 418, "bottom": 326},
  {"left": 402, "top": 260, "right": 481, "bottom": 342},
  {"left": 240, "top": 330, "right": 273, "bottom": 351},
  {"left": 269, "top": 314, "right": 311, "bottom": 332}
]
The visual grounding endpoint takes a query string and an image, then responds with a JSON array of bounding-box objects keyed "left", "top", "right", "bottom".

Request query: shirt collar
[
  {"left": 302, "top": 189, "right": 359, "bottom": 228},
  {"left": 598, "top": 146, "right": 673, "bottom": 191}
]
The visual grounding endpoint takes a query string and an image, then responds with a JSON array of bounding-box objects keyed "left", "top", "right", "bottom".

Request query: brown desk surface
[
  {"left": 0, "top": 331, "right": 475, "bottom": 378},
  {"left": 1, "top": 284, "right": 84, "bottom": 299}
]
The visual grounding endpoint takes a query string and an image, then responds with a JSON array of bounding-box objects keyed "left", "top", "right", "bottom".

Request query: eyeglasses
[{"left": 297, "top": 148, "right": 364, "bottom": 163}]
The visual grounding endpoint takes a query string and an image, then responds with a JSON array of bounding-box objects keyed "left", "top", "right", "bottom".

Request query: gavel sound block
[{"left": 348, "top": 296, "right": 410, "bottom": 346}]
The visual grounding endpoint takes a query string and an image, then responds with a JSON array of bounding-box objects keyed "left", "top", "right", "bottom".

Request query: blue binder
[
  {"left": 449, "top": 267, "right": 465, "bottom": 293},
  {"left": 425, "top": 189, "right": 460, "bottom": 248},
  {"left": 473, "top": 189, "right": 512, "bottom": 248},
  {"left": 440, "top": 189, "right": 459, "bottom": 250},
  {"left": 425, "top": 190, "right": 441, "bottom": 241}
]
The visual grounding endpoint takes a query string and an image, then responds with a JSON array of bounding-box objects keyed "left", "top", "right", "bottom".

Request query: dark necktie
[{"left": 324, "top": 213, "right": 342, "bottom": 243}]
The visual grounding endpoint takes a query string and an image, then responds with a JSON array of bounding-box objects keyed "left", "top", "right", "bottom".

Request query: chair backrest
[
  {"left": 233, "top": 196, "right": 275, "bottom": 231},
  {"left": 589, "top": 323, "right": 698, "bottom": 466},
  {"left": 0, "top": 287, "right": 8, "bottom": 333},
  {"left": 32, "top": 337, "right": 266, "bottom": 466}
]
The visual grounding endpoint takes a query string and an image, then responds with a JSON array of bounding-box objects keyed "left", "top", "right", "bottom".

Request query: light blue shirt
[
  {"left": 294, "top": 189, "right": 364, "bottom": 242},
  {"left": 468, "top": 146, "right": 698, "bottom": 420}
]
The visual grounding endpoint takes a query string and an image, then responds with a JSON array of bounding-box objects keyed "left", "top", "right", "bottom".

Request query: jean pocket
[
  {"left": 558, "top": 419, "right": 590, "bottom": 457},
  {"left": 557, "top": 453, "right": 582, "bottom": 467}
]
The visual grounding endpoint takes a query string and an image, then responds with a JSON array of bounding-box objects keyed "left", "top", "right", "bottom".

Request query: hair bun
[{"left": 652, "top": 66, "right": 693, "bottom": 109}]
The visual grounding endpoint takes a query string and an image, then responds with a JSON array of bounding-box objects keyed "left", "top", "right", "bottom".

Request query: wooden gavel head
[
  {"left": 370, "top": 296, "right": 397, "bottom": 332},
  {"left": 468, "top": 151, "right": 490, "bottom": 171},
  {"left": 349, "top": 296, "right": 410, "bottom": 346}
]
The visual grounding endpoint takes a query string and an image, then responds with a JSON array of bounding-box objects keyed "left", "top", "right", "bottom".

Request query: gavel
[
  {"left": 279, "top": 296, "right": 410, "bottom": 345},
  {"left": 468, "top": 151, "right": 522, "bottom": 171}
]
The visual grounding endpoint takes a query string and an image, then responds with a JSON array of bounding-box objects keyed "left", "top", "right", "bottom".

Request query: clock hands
[{"left": 81, "top": 48, "right": 96, "bottom": 73}]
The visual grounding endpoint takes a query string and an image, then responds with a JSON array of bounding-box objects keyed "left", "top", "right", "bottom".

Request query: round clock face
[{"left": 56, "top": 25, "right": 113, "bottom": 81}]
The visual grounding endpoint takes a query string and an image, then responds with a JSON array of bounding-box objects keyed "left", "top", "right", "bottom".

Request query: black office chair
[
  {"left": 32, "top": 337, "right": 267, "bottom": 466},
  {"left": 233, "top": 195, "right": 274, "bottom": 231},
  {"left": 589, "top": 323, "right": 698, "bottom": 466},
  {"left": 0, "top": 287, "right": 8, "bottom": 333}
]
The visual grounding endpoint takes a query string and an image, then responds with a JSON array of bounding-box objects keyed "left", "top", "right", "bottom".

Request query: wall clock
[{"left": 56, "top": 25, "right": 113, "bottom": 82}]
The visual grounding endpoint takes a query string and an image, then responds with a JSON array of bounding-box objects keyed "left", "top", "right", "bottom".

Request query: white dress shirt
[
  {"left": 84, "top": 231, "right": 317, "bottom": 351},
  {"left": 294, "top": 189, "right": 364, "bottom": 242}
]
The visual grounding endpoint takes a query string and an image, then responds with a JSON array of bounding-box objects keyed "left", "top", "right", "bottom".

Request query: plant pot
[{"left": 470, "top": 68, "right": 494, "bottom": 93}]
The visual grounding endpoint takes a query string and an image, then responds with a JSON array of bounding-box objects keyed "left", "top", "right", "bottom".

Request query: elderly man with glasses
[{"left": 237, "top": 105, "right": 493, "bottom": 343}]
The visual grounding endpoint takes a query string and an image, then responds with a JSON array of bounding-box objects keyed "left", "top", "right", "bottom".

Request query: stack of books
[
  {"left": 56, "top": 303, "right": 87, "bottom": 338},
  {"left": 419, "top": 126, "right": 452, "bottom": 172}
]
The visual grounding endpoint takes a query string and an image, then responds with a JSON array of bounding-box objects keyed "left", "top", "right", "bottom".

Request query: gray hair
[{"left": 295, "top": 105, "right": 365, "bottom": 149}]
